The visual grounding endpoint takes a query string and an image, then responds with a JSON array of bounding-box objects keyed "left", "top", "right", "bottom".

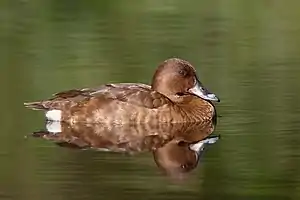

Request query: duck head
[{"left": 151, "top": 58, "right": 220, "bottom": 102}]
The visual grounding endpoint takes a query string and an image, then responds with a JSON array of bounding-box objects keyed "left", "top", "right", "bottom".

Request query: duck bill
[{"left": 188, "top": 79, "right": 220, "bottom": 102}]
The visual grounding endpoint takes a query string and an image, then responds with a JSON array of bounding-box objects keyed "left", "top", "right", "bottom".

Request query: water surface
[{"left": 1, "top": 1, "right": 300, "bottom": 200}]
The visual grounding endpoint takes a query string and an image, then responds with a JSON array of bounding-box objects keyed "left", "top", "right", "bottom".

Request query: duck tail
[{"left": 24, "top": 101, "right": 49, "bottom": 110}]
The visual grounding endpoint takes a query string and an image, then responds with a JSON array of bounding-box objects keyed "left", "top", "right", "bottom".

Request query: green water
[{"left": 1, "top": 1, "right": 300, "bottom": 199}]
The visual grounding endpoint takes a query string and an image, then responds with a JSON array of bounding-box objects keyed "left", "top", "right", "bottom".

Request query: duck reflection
[
  {"left": 153, "top": 135, "right": 218, "bottom": 179},
  {"left": 32, "top": 120, "right": 219, "bottom": 177}
]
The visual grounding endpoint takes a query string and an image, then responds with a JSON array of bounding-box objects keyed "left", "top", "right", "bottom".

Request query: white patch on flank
[
  {"left": 46, "top": 121, "right": 62, "bottom": 133},
  {"left": 45, "top": 110, "right": 62, "bottom": 121}
]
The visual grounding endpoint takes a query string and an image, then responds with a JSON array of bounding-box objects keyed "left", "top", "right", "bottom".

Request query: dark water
[{"left": 1, "top": 1, "right": 300, "bottom": 199}]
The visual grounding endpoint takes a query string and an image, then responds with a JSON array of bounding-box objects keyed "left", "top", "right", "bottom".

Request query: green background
[{"left": 1, "top": 1, "right": 300, "bottom": 199}]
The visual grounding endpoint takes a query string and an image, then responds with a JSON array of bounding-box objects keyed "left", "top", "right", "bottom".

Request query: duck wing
[{"left": 24, "top": 83, "right": 172, "bottom": 111}]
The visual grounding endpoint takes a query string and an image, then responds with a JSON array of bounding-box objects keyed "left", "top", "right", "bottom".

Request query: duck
[{"left": 24, "top": 58, "right": 220, "bottom": 124}]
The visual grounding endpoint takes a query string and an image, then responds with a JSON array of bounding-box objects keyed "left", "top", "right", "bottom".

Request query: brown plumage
[{"left": 24, "top": 58, "right": 220, "bottom": 124}]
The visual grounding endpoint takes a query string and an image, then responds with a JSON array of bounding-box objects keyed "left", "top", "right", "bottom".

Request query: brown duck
[{"left": 24, "top": 58, "right": 220, "bottom": 124}]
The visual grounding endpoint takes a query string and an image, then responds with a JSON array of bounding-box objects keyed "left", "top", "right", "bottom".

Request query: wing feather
[{"left": 24, "top": 83, "right": 172, "bottom": 110}]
